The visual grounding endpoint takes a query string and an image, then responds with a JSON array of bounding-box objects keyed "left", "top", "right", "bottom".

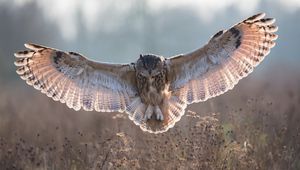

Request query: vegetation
[{"left": 0, "top": 76, "right": 299, "bottom": 169}]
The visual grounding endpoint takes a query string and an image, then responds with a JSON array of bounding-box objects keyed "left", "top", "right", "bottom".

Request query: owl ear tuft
[{"left": 140, "top": 54, "right": 143, "bottom": 59}]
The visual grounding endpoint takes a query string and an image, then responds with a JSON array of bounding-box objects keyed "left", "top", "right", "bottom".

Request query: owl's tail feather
[
  {"left": 126, "top": 97, "right": 147, "bottom": 125},
  {"left": 135, "top": 95, "right": 187, "bottom": 134}
]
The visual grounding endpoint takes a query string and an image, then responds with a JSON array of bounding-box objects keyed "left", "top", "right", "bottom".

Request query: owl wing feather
[
  {"left": 168, "top": 13, "right": 278, "bottom": 104},
  {"left": 14, "top": 43, "right": 138, "bottom": 112}
]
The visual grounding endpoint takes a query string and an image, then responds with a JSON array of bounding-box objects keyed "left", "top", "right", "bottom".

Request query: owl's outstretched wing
[
  {"left": 168, "top": 13, "right": 278, "bottom": 104},
  {"left": 14, "top": 43, "right": 138, "bottom": 112}
]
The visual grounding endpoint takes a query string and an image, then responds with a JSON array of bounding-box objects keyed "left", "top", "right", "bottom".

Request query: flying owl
[{"left": 14, "top": 13, "right": 277, "bottom": 133}]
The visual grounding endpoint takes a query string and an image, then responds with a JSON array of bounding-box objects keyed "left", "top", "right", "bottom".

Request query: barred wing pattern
[
  {"left": 14, "top": 44, "right": 138, "bottom": 113},
  {"left": 169, "top": 13, "right": 278, "bottom": 104}
]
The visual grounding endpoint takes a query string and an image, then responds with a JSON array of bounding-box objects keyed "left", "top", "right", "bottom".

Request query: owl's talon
[
  {"left": 156, "top": 113, "right": 164, "bottom": 121},
  {"left": 154, "top": 106, "right": 164, "bottom": 121},
  {"left": 144, "top": 114, "right": 152, "bottom": 120},
  {"left": 144, "top": 105, "right": 153, "bottom": 120}
]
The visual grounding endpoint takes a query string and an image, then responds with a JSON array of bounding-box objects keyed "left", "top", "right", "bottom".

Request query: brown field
[{"left": 0, "top": 64, "right": 300, "bottom": 170}]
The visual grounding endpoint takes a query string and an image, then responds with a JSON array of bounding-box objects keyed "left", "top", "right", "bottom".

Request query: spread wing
[
  {"left": 168, "top": 13, "right": 278, "bottom": 104},
  {"left": 14, "top": 43, "right": 138, "bottom": 112}
]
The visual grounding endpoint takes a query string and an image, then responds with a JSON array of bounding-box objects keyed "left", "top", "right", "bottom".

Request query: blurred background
[{"left": 0, "top": 0, "right": 300, "bottom": 169}]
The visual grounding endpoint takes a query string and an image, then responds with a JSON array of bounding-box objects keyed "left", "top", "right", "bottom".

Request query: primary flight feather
[{"left": 15, "top": 13, "right": 278, "bottom": 133}]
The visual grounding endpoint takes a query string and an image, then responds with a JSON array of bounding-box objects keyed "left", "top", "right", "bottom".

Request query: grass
[{"left": 0, "top": 75, "right": 299, "bottom": 169}]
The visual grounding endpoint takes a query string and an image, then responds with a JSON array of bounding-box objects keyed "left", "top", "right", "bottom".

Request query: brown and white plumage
[
  {"left": 15, "top": 13, "right": 278, "bottom": 133},
  {"left": 169, "top": 13, "right": 278, "bottom": 103}
]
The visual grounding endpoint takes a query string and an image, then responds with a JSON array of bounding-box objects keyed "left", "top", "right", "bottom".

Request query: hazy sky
[
  {"left": 2, "top": 0, "right": 300, "bottom": 40},
  {"left": 0, "top": 0, "right": 299, "bottom": 78}
]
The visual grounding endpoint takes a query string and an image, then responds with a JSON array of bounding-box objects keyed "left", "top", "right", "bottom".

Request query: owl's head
[{"left": 135, "top": 54, "right": 165, "bottom": 78}]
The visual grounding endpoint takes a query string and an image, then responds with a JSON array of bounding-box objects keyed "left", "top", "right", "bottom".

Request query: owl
[{"left": 14, "top": 13, "right": 277, "bottom": 133}]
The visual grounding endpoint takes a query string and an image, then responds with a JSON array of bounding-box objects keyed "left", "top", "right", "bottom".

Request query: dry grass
[{"left": 0, "top": 72, "right": 300, "bottom": 169}]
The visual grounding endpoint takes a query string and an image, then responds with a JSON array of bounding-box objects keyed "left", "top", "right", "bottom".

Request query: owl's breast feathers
[{"left": 137, "top": 65, "right": 168, "bottom": 105}]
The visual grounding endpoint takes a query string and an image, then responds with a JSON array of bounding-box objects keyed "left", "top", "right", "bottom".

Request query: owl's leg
[
  {"left": 154, "top": 106, "right": 164, "bottom": 121},
  {"left": 144, "top": 105, "right": 154, "bottom": 120}
]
